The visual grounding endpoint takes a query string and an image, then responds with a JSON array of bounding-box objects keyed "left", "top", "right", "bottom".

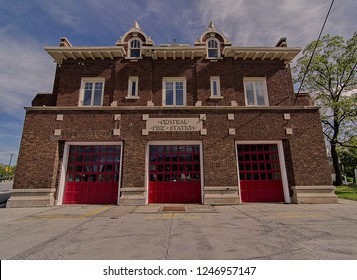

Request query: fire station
[{"left": 8, "top": 22, "right": 338, "bottom": 207}]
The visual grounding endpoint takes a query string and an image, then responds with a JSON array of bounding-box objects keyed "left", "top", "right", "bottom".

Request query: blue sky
[{"left": 0, "top": 0, "right": 356, "bottom": 165}]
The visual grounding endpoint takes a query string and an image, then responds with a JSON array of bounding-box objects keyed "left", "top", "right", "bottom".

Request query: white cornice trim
[
  {"left": 44, "top": 45, "right": 301, "bottom": 64},
  {"left": 44, "top": 46, "right": 126, "bottom": 64},
  {"left": 26, "top": 105, "right": 319, "bottom": 112},
  {"left": 223, "top": 46, "right": 301, "bottom": 64}
]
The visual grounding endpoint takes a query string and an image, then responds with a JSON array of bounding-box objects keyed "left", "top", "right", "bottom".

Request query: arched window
[
  {"left": 129, "top": 39, "right": 141, "bottom": 58},
  {"left": 207, "top": 39, "right": 220, "bottom": 58}
]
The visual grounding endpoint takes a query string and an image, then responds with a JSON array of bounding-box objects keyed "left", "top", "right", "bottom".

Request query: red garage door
[
  {"left": 148, "top": 145, "right": 201, "bottom": 203},
  {"left": 64, "top": 145, "right": 121, "bottom": 204},
  {"left": 237, "top": 144, "right": 285, "bottom": 202}
]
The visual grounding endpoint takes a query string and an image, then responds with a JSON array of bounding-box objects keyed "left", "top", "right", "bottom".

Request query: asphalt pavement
[{"left": 1, "top": 200, "right": 357, "bottom": 260}]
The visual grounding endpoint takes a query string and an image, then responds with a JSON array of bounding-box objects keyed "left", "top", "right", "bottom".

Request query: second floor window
[
  {"left": 210, "top": 76, "right": 221, "bottom": 97},
  {"left": 128, "top": 76, "right": 139, "bottom": 97},
  {"left": 244, "top": 78, "right": 269, "bottom": 106},
  {"left": 129, "top": 39, "right": 141, "bottom": 58},
  {"left": 80, "top": 78, "right": 104, "bottom": 106},
  {"left": 162, "top": 78, "right": 186, "bottom": 106}
]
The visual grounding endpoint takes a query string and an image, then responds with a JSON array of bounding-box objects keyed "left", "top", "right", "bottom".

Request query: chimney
[
  {"left": 60, "top": 37, "right": 72, "bottom": 47},
  {"left": 275, "top": 37, "right": 287, "bottom": 47}
]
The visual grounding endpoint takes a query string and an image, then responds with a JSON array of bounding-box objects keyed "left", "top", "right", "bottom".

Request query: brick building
[{"left": 8, "top": 22, "right": 338, "bottom": 207}]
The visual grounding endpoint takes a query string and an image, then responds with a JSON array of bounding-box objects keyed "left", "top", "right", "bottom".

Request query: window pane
[
  {"left": 131, "top": 39, "right": 140, "bottom": 48},
  {"left": 176, "top": 89, "right": 184, "bottom": 105},
  {"left": 256, "top": 82, "right": 266, "bottom": 105},
  {"left": 208, "top": 49, "right": 218, "bottom": 58},
  {"left": 93, "top": 90, "right": 102, "bottom": 105},
  {"left": 166, "top": 82, "right": 174, "bottom": 105},
  {"left": 246, "top": 91, "right": 255, "bottom": 105},
  {"left": 83, "top": 89, "right": 92, "bottom": 106},
  {"left": 131, "top": 81, "right": 137, "bottom": 96},
  {"left": 245, "top": 82, "right": 255, "bottom": 105},
  {"left": 208, "top": 40, "right": 218, "bottom": 48},
  {"left": 166, "top": 89, "right": 173, "bottom": 105},
  {"left": 212, "top": 80, "right": 218, "bottom": 96},
  {"left": 85, "top": 82, "right": 93, "bottom": 90},
  {"left": 130, "top": 49, "right": 140, "bottom": 57},
  {"left": 166, "top": 82, "right": 173, "bottom": 90},
  {"left": 257, "top": 91, "right": 266, "bottom": 105}
]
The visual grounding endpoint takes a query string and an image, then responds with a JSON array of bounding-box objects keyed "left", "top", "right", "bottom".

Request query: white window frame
[
  {"left": 210, "top": 76, "right": 223, "bottom": 99},
  {"left": 243, "top": 77, "right": 269, "bottom": 106},
  {"left": 79, "top": 77, "right": 105, "bottom": 107},
  {"left": 128, "top": 38, "right": 142, "bottom": 58},
  {"left": 126, "top": 76, "right": 139, "bottom": 99},
  {"left": 206, "top": 38, "right": 220, "bottom": 59},
  {"left": 162, "top": 77, "right": 187, "bottom": 106}
]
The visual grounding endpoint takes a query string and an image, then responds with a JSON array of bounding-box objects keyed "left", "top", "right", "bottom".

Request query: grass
[{"left": 335, "top": 184, "right": 357, "bottom": 201}]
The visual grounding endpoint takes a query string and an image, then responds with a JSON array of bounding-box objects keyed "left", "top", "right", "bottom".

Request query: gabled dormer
[
  {"left": 195, "top": 22, "right": 231, "bottom": 59},
  {"left": 115, "top": 21, "right": 154, "bottom": 59}
]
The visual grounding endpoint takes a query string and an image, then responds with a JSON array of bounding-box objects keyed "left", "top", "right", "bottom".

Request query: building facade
[{"left": 8, "top": 22, "right": 338, "bottom": 207}]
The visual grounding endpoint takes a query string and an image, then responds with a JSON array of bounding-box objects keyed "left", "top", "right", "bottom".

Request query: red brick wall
[
  {"left": 47, "top": 57, "right": 298, "bottom": 108},
  {"left": 13, "top": 108, "right": 332, "bottom": 196}
]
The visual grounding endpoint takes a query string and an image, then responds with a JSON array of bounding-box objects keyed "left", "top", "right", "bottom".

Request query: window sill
[
  {"left": 125, "top": 96, "right": 140, "bottom": 100},
  {"left": 245, "top": 104, "right": 269, "bottom": 107},
  {"left": 209, "top": 96, "right": 223, "bottom": 100},
  {"left": 79, "top": 105, "right": 103, "bottom": 107},
  {"left": 205, "top": 57, "right": 223, "bottom": 61},
  {"left": 125, "top": 57, "right": 143, "bottom": 61}
]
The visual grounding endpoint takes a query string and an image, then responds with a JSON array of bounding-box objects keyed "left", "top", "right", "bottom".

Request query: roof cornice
[
  {"left": 222, "top": 46, "right": 301, "bottom": 64},
  {"left": 44, "top": 46, "right": 126, "bottom": 64},
  {"left": 44, "top": 45, "right": 301, "bottom": 64}
]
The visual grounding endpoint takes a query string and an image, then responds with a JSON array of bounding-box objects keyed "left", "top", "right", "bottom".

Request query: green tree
[{"left": 293, "top": 33, "right": 357, "bottom": 186}]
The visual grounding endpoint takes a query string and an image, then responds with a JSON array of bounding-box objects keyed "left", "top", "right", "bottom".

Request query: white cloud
[
  {"left": 193, "top": 0, "right": 356, "bottom": 47},
  {"left": 0, "top": 31, "right": 55, "bottom": 116}
]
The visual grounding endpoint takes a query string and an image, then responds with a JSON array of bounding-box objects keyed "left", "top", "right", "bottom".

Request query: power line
[{"left": 294, "top": 0, "right": 335, "bottom": 105}]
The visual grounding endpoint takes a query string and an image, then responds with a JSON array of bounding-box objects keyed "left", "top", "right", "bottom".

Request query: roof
[{"left": 44, "top": 22, "right": 301, "bottom": 64}]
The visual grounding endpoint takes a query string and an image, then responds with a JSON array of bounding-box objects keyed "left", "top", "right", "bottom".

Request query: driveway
[{"left": 1, "top": 200, "right": 357, "bottom": 260}]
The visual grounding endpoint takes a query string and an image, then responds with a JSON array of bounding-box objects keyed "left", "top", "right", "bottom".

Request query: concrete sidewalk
[{"left": 1, "top": 200, "right": 357, "bottom": 260}]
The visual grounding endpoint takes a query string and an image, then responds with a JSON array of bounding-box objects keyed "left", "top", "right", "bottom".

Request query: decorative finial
[
  {"left": 208, "top": 21, "right": 216, "bottom": 30},
  {"left": 133, "top": 21, "right": 141, "bottom": 30}
]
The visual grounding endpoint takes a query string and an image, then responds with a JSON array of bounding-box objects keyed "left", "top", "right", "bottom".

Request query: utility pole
[{"left": 9, "top": 153, "right": 13, "bottom": 167}]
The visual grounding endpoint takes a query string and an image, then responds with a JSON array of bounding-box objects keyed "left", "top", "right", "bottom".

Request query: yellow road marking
[
  {"left": 17, "top": 206, "right": 112, "bottom": 221},
  {"left": 80, "top": 205, "right": 111, "bottom": 219},
  {"left": 144, "top": 213, "right": 198, "bottom": 220}
]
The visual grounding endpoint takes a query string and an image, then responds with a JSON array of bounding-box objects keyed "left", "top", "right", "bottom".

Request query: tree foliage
[{"left": 293, "top": 32, "right": 357, "bottom": 185}]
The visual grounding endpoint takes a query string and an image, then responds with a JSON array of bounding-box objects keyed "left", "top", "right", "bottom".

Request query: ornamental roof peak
[
  {"left": 133, "top": 21, "right": 141, "bottom": 30},
  {"left": 208, "top": 21, "right": 216, "bottom": 30}
]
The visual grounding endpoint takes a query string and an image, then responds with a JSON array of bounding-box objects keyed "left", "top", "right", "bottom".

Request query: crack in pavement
[
  {"left": 231, "top": 205, "right": 323, "bottom": 260},
  {"left": 164, "top": 214, "right": 174, "bottom": 260}
]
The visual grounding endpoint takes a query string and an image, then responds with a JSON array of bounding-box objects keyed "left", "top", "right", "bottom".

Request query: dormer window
[
  {"left": 207, "top": 38, "right": 220, "bottom": 58},
  {"left": 129, "top": 39, "right": 141, "bottom": 58}
]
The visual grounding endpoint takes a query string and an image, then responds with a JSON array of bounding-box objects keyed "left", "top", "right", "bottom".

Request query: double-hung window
[
  {"left": 244, "top": 78, "right": 269, "bottom": 106},
  {"left": 162, "top": 78, "right": 186, "bottom": 106},
  {"left": 210, "top": 76, "right": 222, "bottom": 98},
  {"left": 207, "top": 39, "right": 220, "bottom": 58},
  {"left": 127, "top": 76, "right": 139, "bottom": 98},
  {"left": 80, "top": 78, "right": 105, "bottom": 106},
  {"left": 129, "top": 39, "right": 141, "bottom": 58}
]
